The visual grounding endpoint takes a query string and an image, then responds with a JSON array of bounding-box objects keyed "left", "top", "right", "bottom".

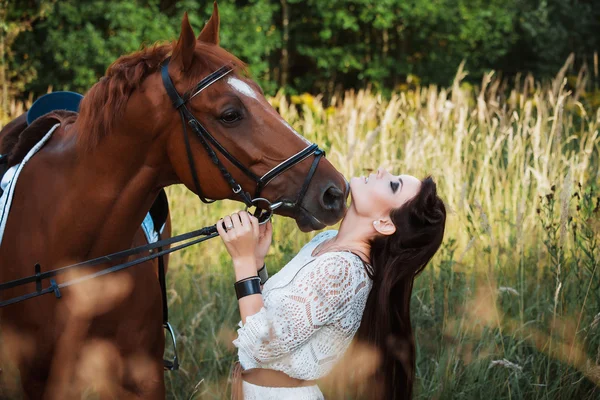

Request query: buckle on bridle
[{"left": 232, "top": 184, "right": 242, "bottom": 194}]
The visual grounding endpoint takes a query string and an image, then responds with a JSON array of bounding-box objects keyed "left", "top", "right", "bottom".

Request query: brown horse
[{"left": 0, "top": 5, "right": 347, "bottom": 399}]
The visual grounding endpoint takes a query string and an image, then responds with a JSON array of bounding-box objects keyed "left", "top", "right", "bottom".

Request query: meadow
[{"left": 2, "top": 59, "right": 599, "bottom": 399}]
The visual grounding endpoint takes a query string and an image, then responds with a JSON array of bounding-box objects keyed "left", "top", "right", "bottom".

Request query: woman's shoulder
[
  {"left": 309, "top": 249, "right": 371, "bottom": 283},
  {"left": 297, "top": 229, "right": 338, "bottom": 254},
  {"left": 311, "top": 229, "right": 338, "bottom": 244},
  {"left": 296, "top": 231, "right": 371, "bottom": 283}
]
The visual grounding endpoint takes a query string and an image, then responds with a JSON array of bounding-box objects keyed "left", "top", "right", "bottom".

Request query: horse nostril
[{"left": 321, "top": 186, "right": 344, "bottom": 210}]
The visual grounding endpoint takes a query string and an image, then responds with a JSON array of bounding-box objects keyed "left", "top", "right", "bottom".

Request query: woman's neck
[{"left": 322, "top": 206, "right": 374, "bottom": 262}]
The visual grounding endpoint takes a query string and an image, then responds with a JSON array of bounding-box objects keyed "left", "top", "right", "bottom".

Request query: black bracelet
[
  {"left": 234, "top": 276, "right": 261, "bottom": 300},
  {"left": 258, "top": 263, "right": 269, "bottom": 285}
]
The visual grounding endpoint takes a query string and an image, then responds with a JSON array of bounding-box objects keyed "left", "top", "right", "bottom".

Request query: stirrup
[{"left": 163, "top": 322, "right": 180, "bottom": 371}]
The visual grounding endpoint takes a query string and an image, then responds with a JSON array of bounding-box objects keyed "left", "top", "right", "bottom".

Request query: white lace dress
[{"left": 232, "top": 230, "right": 373, "bottom": 399}]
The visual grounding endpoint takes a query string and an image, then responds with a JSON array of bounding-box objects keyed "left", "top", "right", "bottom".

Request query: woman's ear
[{"left": 373, "top": 219, "right": 396, "bottom": 236}]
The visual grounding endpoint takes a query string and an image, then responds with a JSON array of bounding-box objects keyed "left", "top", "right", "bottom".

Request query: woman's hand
[
  {"left": 217, "top": 211, "right": 260, "bottom": 280},
  {"left": 255, "top": 219, "right": 273, "bottom": 268}
]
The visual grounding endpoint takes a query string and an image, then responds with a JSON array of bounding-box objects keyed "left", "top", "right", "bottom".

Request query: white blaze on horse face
[
  {"left": 227, "top": 77, "right": 311, "bottom": 145},
  {"left": 227, "top": 77, "right": 260, "bottom": 101}
]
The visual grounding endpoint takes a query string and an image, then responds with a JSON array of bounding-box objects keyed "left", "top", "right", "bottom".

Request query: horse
[{"left": 0, "top": 4, "right": 348, "bottom": 399}]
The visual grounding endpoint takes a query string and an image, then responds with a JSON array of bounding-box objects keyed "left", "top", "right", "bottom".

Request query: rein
[{"left": 0, "top": 224, "right": 220, "bottom": 308}]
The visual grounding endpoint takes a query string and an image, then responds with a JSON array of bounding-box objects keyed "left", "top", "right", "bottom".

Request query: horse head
[{"left": 78, "top": 4, "right": 347, "bottom": 232}]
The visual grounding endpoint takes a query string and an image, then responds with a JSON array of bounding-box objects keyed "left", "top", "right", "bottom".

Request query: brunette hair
[{"left": 355, "top": 176, "right": 446, "bottom": 399}]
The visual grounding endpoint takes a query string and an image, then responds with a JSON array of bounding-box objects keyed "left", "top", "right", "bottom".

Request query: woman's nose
[{"left": 376, "top": 168, "right": 385, "bottom": 178}]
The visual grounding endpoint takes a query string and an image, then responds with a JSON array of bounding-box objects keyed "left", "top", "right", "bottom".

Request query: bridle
[{"left": 160, "top": 58, "right": 325, "bottom": 219}]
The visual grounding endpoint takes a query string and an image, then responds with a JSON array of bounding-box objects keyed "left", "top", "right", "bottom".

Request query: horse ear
[
  {"left": 197, "top": 1, "right": 220, "bottom": 45},
  {"left": 172, "top": 12, "right": 196, "bottom": 71}
]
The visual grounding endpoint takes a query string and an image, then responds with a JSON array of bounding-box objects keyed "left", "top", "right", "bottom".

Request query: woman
[{"left": 216, "top": 168, "right": 446, "bottom": 400}]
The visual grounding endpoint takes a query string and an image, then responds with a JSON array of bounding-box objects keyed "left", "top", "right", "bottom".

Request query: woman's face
[{"left": 349, "top": 168, "right": 421, "bottom": 220}]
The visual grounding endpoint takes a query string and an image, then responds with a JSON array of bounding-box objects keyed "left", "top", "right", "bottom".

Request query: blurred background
[
  {"left": 2, "top": 1, "right": 600, "bottom": 399},
  {"left": 3, "top": 0, "right": 600, "bottom": 104}
]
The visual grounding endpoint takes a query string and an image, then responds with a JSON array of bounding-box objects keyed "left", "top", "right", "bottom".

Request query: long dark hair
[{"left": 355, "top": 176, "right": 446, "bottom": 399}]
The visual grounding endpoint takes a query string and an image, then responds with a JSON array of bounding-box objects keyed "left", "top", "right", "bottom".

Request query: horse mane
[{"left": 76, "top": 41, "right": 247, "bottom": 151}]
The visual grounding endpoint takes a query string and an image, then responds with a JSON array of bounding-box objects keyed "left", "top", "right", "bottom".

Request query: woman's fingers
[
  {"left": 249, "top": 214, "right": 259, "bottom": 237},
  {"left": 224, "top": 215, "right": 234, "bottom": 231},
  {"left": 238, "top": 211, "right": 251, "bottom": 231},
  {"left": 222, "top": 211, "right": 260, "bottom": 242},
  {"left": 231, "top": 212, "right": 244, "bottom": 232},
  {"left": 216, "top": 218, "right": 229, "bottom": 242}
]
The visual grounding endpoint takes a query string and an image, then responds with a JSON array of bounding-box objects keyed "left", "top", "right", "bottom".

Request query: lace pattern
[{"left": 233, "top": 231, "right": 372, "bottom": 381}]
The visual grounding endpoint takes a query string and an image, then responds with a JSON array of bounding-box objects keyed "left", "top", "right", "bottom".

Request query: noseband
[{"left": 160, "top": 59, "right": 324, "bottom": 217}]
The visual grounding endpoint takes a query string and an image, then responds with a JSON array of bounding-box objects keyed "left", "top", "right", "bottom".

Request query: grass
[{"left": 2, "top": 59, "right": 600, "bottom": 399}]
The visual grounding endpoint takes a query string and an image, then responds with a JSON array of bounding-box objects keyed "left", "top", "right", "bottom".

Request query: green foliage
[
  {"left": 198, "top": 0, "right": 281, "bottom": 94},
  {"left": 4, "top": 0, "right": 600, "bottom": 100},
  {"left": 503, "top": 0, "right": 600, "bottom": 77},
  {"left": 286, "top": 0, "right": 522, "bottom": 94},
  {"left": 10, "top": 0, "right": 175, "bottom": 93},
  {"left": 8, "top": 0, "right": 281, "bottom": 95}
]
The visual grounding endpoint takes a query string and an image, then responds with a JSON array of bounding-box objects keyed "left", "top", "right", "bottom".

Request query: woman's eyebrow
[{"left": 398, "top": 177, "right": 404, "bottom": 191}]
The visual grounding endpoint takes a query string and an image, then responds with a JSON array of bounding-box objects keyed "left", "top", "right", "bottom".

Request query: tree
[
  {"left": 1, "top": 0, "right": 55, "bottom": 115},
  {"left": 10, "top": 0, "right": 175, "bottom": 95}
]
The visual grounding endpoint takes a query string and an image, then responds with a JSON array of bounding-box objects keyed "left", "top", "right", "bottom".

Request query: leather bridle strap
[
  {"left": 161, "top": 63, "right": 241, "bottom": 203},
  {"left": 255, "top": 143, "right": 321, "bottom": 197},
  {"left": 162, "top": 61, "right": 256, "bottom": 206},
  {"left": 0, "top": 225, "right": 220, "bottom": 308},
  {"left": 291, "top": 148, "right": 324, "bottom": 208}
]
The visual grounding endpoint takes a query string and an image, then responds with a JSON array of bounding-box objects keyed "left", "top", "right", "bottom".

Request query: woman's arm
[
  {"left": 232, "top": 256, "right": 264, "bottom": 324},
  {"left": 217, "top": 212, "right": 370, "bottom": 365},
  {"left": 216, "top": 211, "right": 268, "bottom": 324}
]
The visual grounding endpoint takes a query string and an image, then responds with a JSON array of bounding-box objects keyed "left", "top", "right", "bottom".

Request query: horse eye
[{"left": 220, "top": 110, "right": 242, "bottom": 124}]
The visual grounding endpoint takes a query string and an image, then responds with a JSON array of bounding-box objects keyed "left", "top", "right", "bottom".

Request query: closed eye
[{"left": 391, "top": 181, "right": 400, "bottom": 193}]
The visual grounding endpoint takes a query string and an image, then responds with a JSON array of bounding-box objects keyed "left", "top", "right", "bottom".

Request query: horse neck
[{"left": 46, "top": 120, "right": 167, "bottom": 259}]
